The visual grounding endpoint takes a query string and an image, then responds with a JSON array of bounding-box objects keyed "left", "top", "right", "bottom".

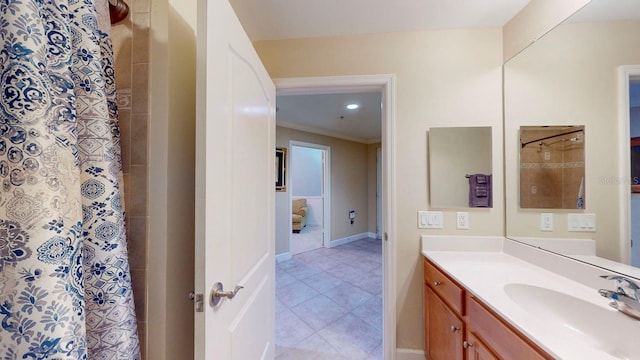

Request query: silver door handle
[{"left": 210, "top": 282, "right": 244, "bottom": 306}]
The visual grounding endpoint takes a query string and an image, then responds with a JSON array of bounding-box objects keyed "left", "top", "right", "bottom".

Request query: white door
[{"left": 194, "top": 0, "right": 276, "bottom": 359}]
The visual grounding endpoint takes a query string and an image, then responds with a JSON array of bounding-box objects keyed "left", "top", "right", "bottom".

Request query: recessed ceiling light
[{"left": 346, "top": 103, "right": 359, "bottom": 110}]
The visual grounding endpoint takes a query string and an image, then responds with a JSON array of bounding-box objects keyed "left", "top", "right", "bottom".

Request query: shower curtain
[{"left": 0, "top": 0, "right": 140, "bottom": 359}]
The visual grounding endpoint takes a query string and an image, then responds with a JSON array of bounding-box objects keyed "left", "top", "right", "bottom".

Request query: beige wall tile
[
  {"left": 123, "top": 172, "right": 131, "bottom": 208},
  {"left": 132, "top": 63, "right": 149, "bottom": 114},
  {"left": 131, "top": 114, "right": 148, "bottom": 165},
  {"left": 137, "top": 321, "right": 147, "bottom": 360},
  {"left": 127, "top": 216, "right": 148, "bottom": 269},
  {"left": 132, "top": 0, "right": 150, "bottom": 13},
  {"left": 132, "top": 13, "right": 150, "bottom": 64},
  {"left": 118, "top": 109, "right": 131, "bottom": 171},
  {"left": 112, "top": 1, "right": 149, "bottom": 357},
  {"left": 131, "top": 269, "right": 147, "bottom": 322},
  {"left": 129, "top": 165, "right": 148, "bottom": 216},
  {"left": 112, "top": 26, "right": 133, "bottom": 90},
  {"left": 117, "top": 88, "right": 132, "bottom": 110}
]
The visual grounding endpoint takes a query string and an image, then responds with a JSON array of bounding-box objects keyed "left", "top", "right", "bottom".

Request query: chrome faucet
[{"left": 599, "top": 275, "right": 640, "bottom": 320}]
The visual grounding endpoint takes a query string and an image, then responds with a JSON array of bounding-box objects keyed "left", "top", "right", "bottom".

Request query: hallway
[{"left": 276, "top": 237, "right": 383, "bottom": 359}]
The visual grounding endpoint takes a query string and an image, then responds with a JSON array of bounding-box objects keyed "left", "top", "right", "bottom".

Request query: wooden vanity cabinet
[
  {"left": 423, "top": 259, "right": 466, "bottom": 360},
  {"left": 464, "top": 330, "right": 498, "bottom": 360},
  {"left": 466, "top": 295, "right": 551, "bottom": 360},
  {"left": 425, "top": 286, "right": 464, "bottom": 360},
  {"left": 423, "top": 258, "right": 553, "bottom": 360},
  {"left": 424, "top": 257, "right": 465, "bottom": 314}
]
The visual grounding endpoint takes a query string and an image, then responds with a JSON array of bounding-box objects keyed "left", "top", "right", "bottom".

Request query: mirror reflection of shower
[{"left": 519, "top": 125, "right": 586, "bottom": 209}]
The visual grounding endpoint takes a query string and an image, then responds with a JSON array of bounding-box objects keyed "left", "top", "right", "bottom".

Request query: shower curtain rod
[{"left": 520, "top": 128, "right": 583, "bottom": 149}]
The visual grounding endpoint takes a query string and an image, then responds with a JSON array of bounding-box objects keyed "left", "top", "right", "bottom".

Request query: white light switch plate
[
  {"left": 419, "top": 211, "right": 443, "bottom": 229},
  {"left": 568, "top": 213, "right": 596, "bottom": 232}
]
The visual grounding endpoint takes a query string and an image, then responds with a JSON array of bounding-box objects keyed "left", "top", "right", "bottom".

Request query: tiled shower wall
[{"left": 110, "top": 0, "right": 150, "bottom": 358}]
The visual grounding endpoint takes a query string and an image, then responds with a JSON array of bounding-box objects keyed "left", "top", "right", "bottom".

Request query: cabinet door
[
  {"left": 467, "top": 296, "right": 552, "bottom": 360},
  {"left": 426, "top": 287, "right": 463, "bottom": 360},
  {"left": 465, "top": 331, "right": 498, "bottom": 360}
]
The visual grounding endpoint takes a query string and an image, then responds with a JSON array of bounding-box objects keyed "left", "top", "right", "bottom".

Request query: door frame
[
  {"left": 288, "top": 141, "right": 331, "bottom": 250},
  {"left": 275, "top": 74, "right": 397, "bottom": 359},
  {"left": 618, "top": 65, "right": 640, "bottom": 265},
  {"left": 377, "top": 147, "right": 383, "bottom": 239}
]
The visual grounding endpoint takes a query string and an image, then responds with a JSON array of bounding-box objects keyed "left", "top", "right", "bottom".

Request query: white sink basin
[{"left": 504, "top": 283, "right": 640, "bottom": 359}]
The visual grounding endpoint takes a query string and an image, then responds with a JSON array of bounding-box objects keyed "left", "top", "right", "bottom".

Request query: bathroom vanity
[
  {"left": 422, "top": 236, "right": 640, "bottom": 360},
  {"left": 424, "top": 257, "right": 551, "bottom": 360}
]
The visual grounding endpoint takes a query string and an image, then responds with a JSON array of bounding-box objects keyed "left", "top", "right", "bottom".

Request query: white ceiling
[
  {"left": 229, "top": 0, "right": 530, "bottom": 42},
  {"left": 277, "top": 92, "right": 382, "bottom": 143}
]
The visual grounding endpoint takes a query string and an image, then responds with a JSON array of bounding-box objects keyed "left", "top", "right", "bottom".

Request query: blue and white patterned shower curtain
[{"left": 0, "top": 0, "right": 140, "bottom": 359}]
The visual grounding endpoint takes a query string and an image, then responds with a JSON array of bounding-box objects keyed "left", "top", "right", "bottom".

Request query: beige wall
[
  {"left": 368, "top": 143, "right": 382, "bottom": 235},
  {"left": 276, "top": 127, "right": 373, "bottom": 255},
  {"left": 256, "top": 28, "right": 504, "bottom": 349},
  {"left": 503, "top": 0, "right": 590, "bottom": 61},
  {"left": 148, "top": 0, "right": 197, "bottom": 359},
  {"left": 504, "top": 20, "right": 640, "bottom": 261}
]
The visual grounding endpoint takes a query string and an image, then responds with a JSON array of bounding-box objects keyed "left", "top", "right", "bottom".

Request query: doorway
[
  {"left": 274, "top": 74, "right": 396, "bottom": 359},
  {"left": 618, "top": 66, "right": 640, "bottom": 267},
  {"left": 289, "top": 142, "right": 331, "bottom": 254}
]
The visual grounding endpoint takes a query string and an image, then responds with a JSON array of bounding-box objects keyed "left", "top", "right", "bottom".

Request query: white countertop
[{"left": 421, "top": 236, "right": 640, "bottom": 360}]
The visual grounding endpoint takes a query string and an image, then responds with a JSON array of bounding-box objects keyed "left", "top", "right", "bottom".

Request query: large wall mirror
[
  {"left": 429, "top": 127, "right": 492, "bottom": 208},
  {"left": 504, "top": 0, "right": 640, "bottom": 270}
]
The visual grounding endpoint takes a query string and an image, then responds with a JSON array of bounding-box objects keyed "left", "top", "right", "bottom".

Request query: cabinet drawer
[
  {"left": 424, "top": 258, "right": 465, "bottom": 315},
  {"left": 467, "top": 296, "right": 552, "bottom": 360}
]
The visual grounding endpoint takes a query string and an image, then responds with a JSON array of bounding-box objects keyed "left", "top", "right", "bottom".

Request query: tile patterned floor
[
  {"left": 291, "top": 224, "right": 323, "bottom": 255},
  {"left": 276, "top": 237, "right": 383, "bottom": 360}
]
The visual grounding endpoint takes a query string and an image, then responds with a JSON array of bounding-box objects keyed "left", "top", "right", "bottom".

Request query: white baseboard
[
  {"left": 329, "top": 232, "right": 370, "bottom": 247},
  {"left": 396, "top": 348, "right": 425, "bottom": 360},
  {"left": 275, "top": 252, "right": 292, "bottom": 262},
  {"left": 366, "top": 231, "right": 379, "bottom": 239}
]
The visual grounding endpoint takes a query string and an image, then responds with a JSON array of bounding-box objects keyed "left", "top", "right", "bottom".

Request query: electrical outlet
[
  {"left": 456, "top": 212, "right": 469, "bottom": 230},
  {"left": 540, "top": 213, "right": 553, "bottom": 231}
]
